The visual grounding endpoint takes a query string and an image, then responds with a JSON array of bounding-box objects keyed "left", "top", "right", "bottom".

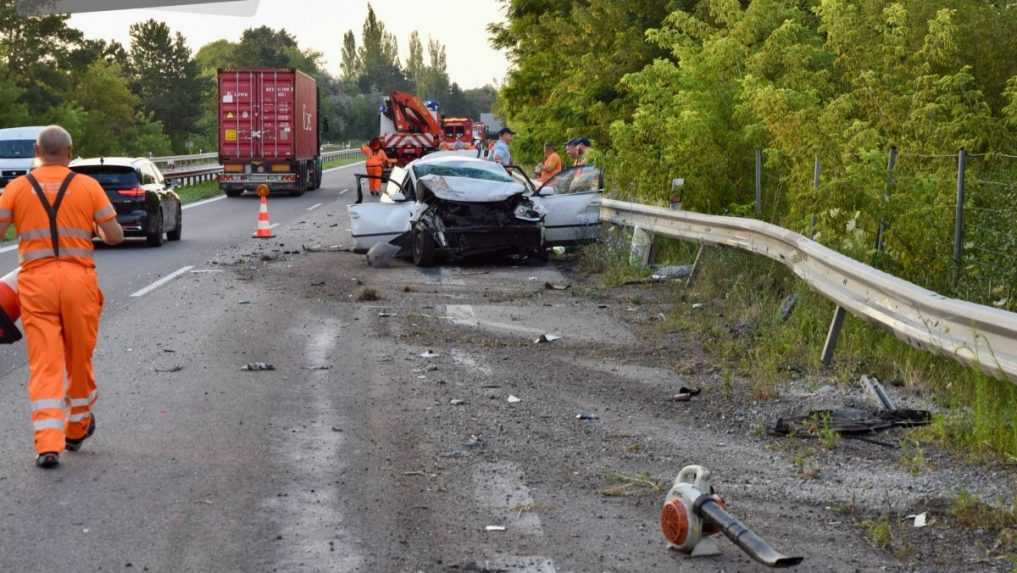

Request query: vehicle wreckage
[{"left": 349, "top": 152, "right": 603, "bottom": 266}]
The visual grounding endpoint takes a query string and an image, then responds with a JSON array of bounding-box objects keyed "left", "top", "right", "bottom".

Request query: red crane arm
[{"left": 388, "top": 90, "right": 442, "bottom": 136}]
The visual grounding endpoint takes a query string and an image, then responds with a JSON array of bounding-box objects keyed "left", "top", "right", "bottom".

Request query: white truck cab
[{"left": 0, "top": 126, "right": 44, "bottom": 189}]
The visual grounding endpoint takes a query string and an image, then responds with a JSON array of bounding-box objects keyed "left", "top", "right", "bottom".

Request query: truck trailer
[{"left": 217, "top": 68, "right": 321, "bottom": 197}]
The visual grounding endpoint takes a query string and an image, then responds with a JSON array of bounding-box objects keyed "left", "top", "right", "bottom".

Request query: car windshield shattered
[{"left": 413, "top": 160, "right": 514, "bottom": 183}]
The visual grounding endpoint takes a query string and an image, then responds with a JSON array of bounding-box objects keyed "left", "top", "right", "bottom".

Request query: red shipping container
[{"left": 218, "top": 68, "right": 318, "bottom": 162}]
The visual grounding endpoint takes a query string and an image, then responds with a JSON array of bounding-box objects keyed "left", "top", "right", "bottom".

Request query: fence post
[
  {"left": 875, "top": 146, "right": 897, "bottom": 254},
  {"left": 810, "top": 156, "right": 821, "bottom": 237},
  {"left": 953, "top": 148, "right": 967, "bottom": 284},
  {"left": 630, "top": 227, "right": 656, "bottom": 267},
  {"left": 755, "top": 149, "right": 763, "bottom": 217}
]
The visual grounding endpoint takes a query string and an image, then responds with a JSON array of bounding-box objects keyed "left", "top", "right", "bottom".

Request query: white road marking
[
  {"left": 473, "top": 462, "right": 557, "bottom": 572},
  {"left": 0, "top": 244, "right": 17, "bottom": 254},
  {"left": 338, "top": 189, "right": 349, "bottom": 196},
  {"left": 307, "top": 202, "right": 323, "bottom": 211},
  {"left": 130, "top": 265, "right": 195, "bottom": 298},
  {"left": 323, "top": 161, "right": 364, "bottom": 174},
  {"left": 267, "top": 223, "right": 280, "bottom": 230},
  {"left": 182, "top": 195, "right": 227, "bottom": 211},
  {"left": 446, "top": 304, "right": 546, "bottom": 336}
]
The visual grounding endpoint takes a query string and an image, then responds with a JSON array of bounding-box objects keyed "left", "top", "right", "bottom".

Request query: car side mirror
[{"left": 535, "top": 187, "right": 555, "bottom": 197}]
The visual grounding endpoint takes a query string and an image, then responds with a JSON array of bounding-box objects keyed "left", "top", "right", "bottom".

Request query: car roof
[
  {"left": 69, "top": 157, "right": 149, "bottom": 169},
  {"left": 0, "top": 126, "right": 46, "bottom": 139}
]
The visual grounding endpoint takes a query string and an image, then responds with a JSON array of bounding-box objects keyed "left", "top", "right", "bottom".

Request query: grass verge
[
  {"left": 175, "top": 180, "right": 221, "bottom": 204},
  {"left": 323, "top": 156, "right": 362, "bottom": 171},
  {"left": 580, "top": 236, "right": 1017, "bottom": 460}
]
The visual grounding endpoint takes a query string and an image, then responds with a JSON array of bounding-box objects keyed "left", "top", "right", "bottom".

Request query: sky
[{"left": 68, "top": 0, "right": 510, "bottom": 89}]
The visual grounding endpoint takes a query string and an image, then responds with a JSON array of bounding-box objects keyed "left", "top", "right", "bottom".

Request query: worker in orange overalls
[
  {"left": 0, "top": 125, "right": 123, "bottom": 469},
  {"left": 360, "top": 138, "right": 395, "bottom": 196}
]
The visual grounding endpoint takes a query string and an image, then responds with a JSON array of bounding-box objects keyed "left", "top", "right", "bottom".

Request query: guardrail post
[
  {"left": 953, "top": 148, "right": 967, "bottom": 285},
  {"left": 630, "top": 226, "right": 656, "bottom": 267},
  {"left": 820, "top": 305, "right": 847, "bottom": 366},
  {"left": 755, "top": 149, "right": 763, "bottom": 217}
]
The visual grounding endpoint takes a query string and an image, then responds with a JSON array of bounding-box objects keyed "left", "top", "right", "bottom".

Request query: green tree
[
  {"left": 355, "top": 4, "right": 407, "bottom": 93},
  {"left": 128, "top": 20, "right": 205, "bottom": 152},
  {"left": 341, "top": 31, "right": 360, "bottom": 83},
  {"left": 406, "top": 31, "right": 424, "bottom": 91}
]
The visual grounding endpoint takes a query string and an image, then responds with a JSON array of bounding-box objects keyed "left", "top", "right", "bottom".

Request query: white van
[{"left": 0, "top": 126, "right": 44, "bottom": 189}]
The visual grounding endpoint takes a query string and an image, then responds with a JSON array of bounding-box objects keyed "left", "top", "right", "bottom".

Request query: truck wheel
[
  {"left": 412, "top": 225, "right": 436, "bottom": 267},
  {"left": 224, "top": 188, "right": 242, "bottom": 198}
]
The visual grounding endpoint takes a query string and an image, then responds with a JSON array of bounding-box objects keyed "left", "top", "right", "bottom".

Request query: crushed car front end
[{"left": 414, "top": 194, "right": 544, "bottom": 260}]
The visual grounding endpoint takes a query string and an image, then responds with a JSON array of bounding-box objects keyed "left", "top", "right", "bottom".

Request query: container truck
[{"left": 217, "top": 68, "right": 321, "bottom": 197}]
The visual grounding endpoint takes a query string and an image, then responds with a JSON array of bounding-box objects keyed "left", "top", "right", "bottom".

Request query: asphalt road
[{"left": 0, "top": 159, "right": 1006, "bottom": 572}]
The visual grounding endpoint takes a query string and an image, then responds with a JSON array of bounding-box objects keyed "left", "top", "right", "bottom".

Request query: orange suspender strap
[{"left": 25, "top": 172, "right": 76, "bottom": 258}]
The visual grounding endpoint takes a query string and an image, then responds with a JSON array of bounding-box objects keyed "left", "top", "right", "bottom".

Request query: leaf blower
[
  {"left": 0, "top": 268, "right": 22, "bottom": 344},
  {"left": 660, "top": 465, "right": 803, "bottom": 568}
]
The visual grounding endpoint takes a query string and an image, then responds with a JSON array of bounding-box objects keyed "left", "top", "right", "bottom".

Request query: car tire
[
  {"left": 146, "top": 212, "right": 165, "bottom": 247},
  {"left": 166, "top": 205, "right": 182, "bottom": 241},
  {"left": 412, "top": 225, "right": 436, "bottom": 267},
  {"left": 224, "top": 188, "right": 243, "bottom": 198}
]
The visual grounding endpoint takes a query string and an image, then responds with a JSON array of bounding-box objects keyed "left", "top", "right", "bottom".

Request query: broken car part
[
  {"left": 240, "top": 362, "right": 275, "bottom": 371},
  {"left": 661, "top": 465, "right": 803, "bottom": 568},
  {"left": 771, "top": 407, "right": 930, "bottom": 438}
]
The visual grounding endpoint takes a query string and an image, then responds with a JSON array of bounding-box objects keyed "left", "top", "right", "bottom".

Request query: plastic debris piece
[
  {"left": 507, "top": 395, "right": 521, "bottom": 404},
  {"left": 576, "top": 413, "right": 599, "bottom": 421},
  {"left": 544, "top": 282, "right": 571, "bottom": 291},
  {"left": 779, "top": 293, "right": 799, "bottom": 322},
  {"left": 691, "top": 303, "right": 706, "bottom": 310},
  {"left": 772, "top": 408, "right": 931, "bottom": 437},
  {"left": 419, "top": 350, "right": 439, "bottom": 358},
  {"left": 534, "top": 334, "right": 561, "bottom": 344},
  {"left": 450, "top": 399, "right": 467, "bottom": 406},
  {"left": 241, "top": 362, "right": 275, "bottom": 371},
  {"left": 464, "top": 435, "right": 483, "bottom": 448},
  {"left": 485, "top": 525, "right": 507, "bottom": 532},
  {"left": 671, "top": 387, "right": 702, "bottom": 402},
  {"left": 908, "top": 513, "right": 928, "bottom": 528},
  {"left": 378, "top": 311, "right": 396, "bottom": 318}
]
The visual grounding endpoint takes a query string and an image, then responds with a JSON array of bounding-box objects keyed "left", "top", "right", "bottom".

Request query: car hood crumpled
[{"left": 419, "top": 174, "right": 528, "bottom": 203}]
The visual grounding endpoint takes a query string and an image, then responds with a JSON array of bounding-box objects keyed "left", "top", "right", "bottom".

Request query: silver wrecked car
[{"left": 348, "top": 153, "right": 602, "bottom": 266}]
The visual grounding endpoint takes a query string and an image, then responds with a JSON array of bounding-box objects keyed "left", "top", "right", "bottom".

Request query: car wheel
[
  {"left": 166, "top": 204, "right": 182, "bottom": 241},
  {"left": 412, "top": 225, "right": 436, "bottom": 267},
  {"left": 224, "top": 188, "right": 243, "bottom": 198},
  {"left": 146, "top": 212, "right": 165, "bottom": 247},
  {"left": 529, "top": 249, "right": 550, "bottom": 265}
]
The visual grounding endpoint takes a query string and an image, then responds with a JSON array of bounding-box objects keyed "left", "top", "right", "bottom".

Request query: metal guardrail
[
  {"left": 158, "top": 148, "right": 363, "bottom": 187},
  {"left": 601, "top": 198, "right": 1017, "bottom": 384}
]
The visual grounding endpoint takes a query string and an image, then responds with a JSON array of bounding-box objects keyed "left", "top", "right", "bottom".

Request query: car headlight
[{"left": 514, "top": 203, "right": 542, "bottom": 222}]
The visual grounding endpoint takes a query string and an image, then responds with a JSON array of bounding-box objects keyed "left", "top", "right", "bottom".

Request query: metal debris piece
[
  {"left": 651, "top": 265, "right": 693, "bottom": 281},
  {"left": 377, "top": 311, "right": 396, "bottom": 318},
  {"left": 303, "top": 365, "right": 332, "bottom": 371},
  {"left": 771, "top": 408, "right": 931, "bottom": 438},
  {"left": 484, "top": 525, "right": 507, "bottom": 532},
  {"left": 779, "top": 293, "right": 799, "bottom": 322},
  {"left": 576, "top": 413, "right": 599, "bottom": 421},
  {"left": 860, "top": 375, "right": 896, "bottom": 410},
  {"left": 534, "top": 334, "right": 561, "bottom": 344},
  {"left": 464, "top": 435, "right": 483, "bottom": 448},
  {"left": 450, "top": 399, "right": 467, "bottom": 406},
  {"left": 154, "top": 365, "right": 183, "bottom": 373},
  {"left": 908, "top": 512, "right": 928, "bottom": 528},
  {"left": 419, "top": 350, "right": 439, "bottom": 358},
  {"left": 507, "top": 395, "right": 521, "bottom": 404},
  {"left": 241, "top": 362, "right": 275, "bottom": 371}
]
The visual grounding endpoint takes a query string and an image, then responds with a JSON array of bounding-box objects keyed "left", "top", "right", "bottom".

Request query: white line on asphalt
[
  {"left": 0, "top": 244, "right": 17, "bottom": 254},
  {"left": 323, "top": 161, "right": 364, "bottom": 174},
  {"left": 307, "top": 202, "right": 323, "bottom": 211},
  {"left": 268, "top": 223, "right": 280, "bottom": 230},
  {"left": 130, "top": 265, "right": 195, "bottom": 298},
  {"left": 338, "top": 189, "right": 349, "bottom": 196},
  {"left": 182, "top": 195, "right": 227, "bottom": 211}
]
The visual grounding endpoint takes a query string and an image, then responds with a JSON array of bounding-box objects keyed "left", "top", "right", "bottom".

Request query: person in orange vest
[
  {"left": 537, "top": 142, "right": 563, "bottom": 184},
  {"left": 0, "top": 125, "right": 124, "bottom": 469},
  {"left": 360, "top": 138, "right": 395, "bottom": 196}
]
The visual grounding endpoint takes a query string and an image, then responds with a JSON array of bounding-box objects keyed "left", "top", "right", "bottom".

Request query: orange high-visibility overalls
[
  {"left": 0, "top": 165, "right": 116, "bottom": 455},
  {"left": 360, "top": 145, "right": 390, "bottom": 194}
]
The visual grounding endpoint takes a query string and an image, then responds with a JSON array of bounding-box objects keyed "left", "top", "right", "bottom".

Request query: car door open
[
  {"left": 348, "top": 166, "right": 415, "bottom": 252},
  {"left": 531, "top": 165, "right": 604, "bottom": 246}
]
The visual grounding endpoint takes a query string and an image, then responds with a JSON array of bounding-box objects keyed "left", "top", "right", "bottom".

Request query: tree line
[
  {"left": 0, "top": 1, "right": 497, "bottom": 157},
  {"left": 492, "top": 0, "right": 1017, "bottom": 297}
]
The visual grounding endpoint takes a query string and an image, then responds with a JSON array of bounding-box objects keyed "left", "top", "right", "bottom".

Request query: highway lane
[{"left": 0, "top": 162, "right": 363, "bottom": 378}]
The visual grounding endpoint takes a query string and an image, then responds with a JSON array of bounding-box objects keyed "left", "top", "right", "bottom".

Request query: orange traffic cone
[
  {"left": 253, "top": 186, "right": 275, "bottom": 239},
  {"left": 0, "top": 268, "right": 22, "bottom": 344}
]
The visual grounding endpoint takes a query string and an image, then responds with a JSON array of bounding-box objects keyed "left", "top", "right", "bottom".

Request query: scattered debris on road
[
  {"left": 576, "top": 413, "right": 599, "bottom": 421},
  {"left": 771, "top": 407, "right": 931, "bottom": 438},
  {"left": 450, "top": 399, "right": 467, "bottom": 406},
  {"left": 302, "top": 364, "right": 332, "bottom": 371},
  {"left": 534, "top": 334, "right": 561, "bottom": 344},
  {"left": 419, "top": 350, "right": 439, "bottom": 358},
  {"left": 908, "top": 512, "right": 929, "bottom": 528},
  {"left": 153, "top": 365, "right": 183, "bottom": 373},
  {"left": 241, "top": 362, "right": 275, "bottom": 371},
  {"left": 544, "top": 282, "right": 571, "bottom": 291},
  {"left": 506, "top": 395, "right": 521, "bottom": 404},
  {"left": 671, "top": 386, "right": 702, "bottom": 402},
  {"left": 484, "top": 525, "right": 507, "bottom": 532},
  {"left": 377, "top": 311, "right": 396, "bottom": 318}
]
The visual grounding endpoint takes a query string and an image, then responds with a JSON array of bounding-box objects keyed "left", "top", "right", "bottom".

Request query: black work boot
[
  {"left": 35, "top": 452, "right": 59, "bottom": 469},
  {"left": 65, "top": 415, "right": 96, "bottom": 453}
]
